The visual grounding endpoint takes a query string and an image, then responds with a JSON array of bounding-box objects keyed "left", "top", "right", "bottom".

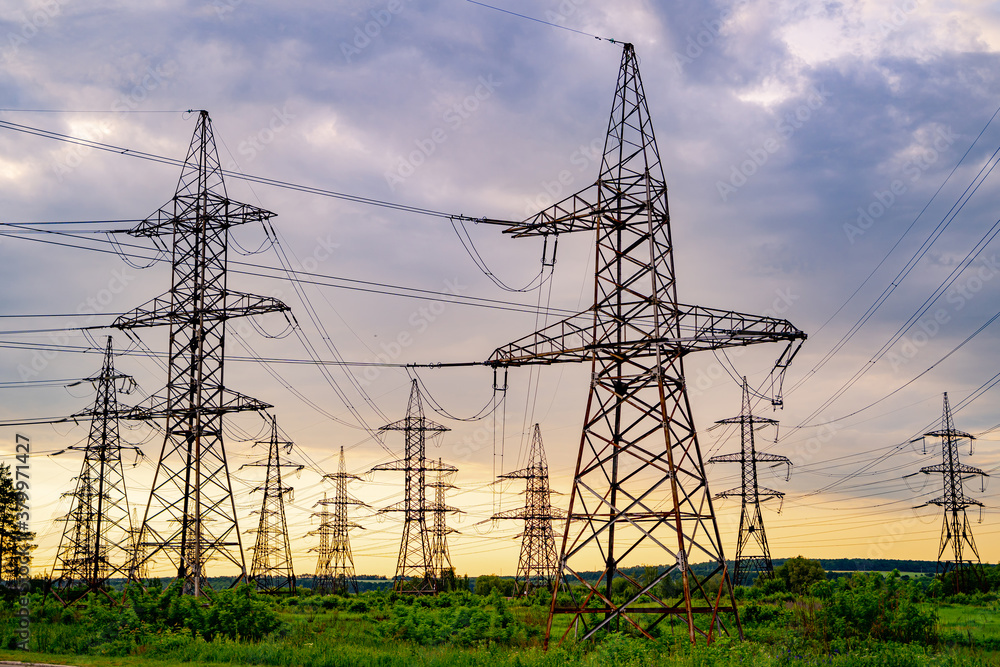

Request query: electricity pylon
[
  {"left": 310, "top": 495, "right": 336, "bottom": 594},
  {"left": 114, "top": 110, "right": 290, "bottom": 596},
  {"left": 489, "top": 424, "right": 564, "bottom": 595},
  {"left": 428, "top": 457, "right": 460, "bottom": 589},
  {"left": 244, "top": 416, "right": 302, "bottom": 593},
  {"left": 913, "top": 393, "right": 987, "bottom": 593},
  {"left": 311, "top": 446, "right": 366, "bottom": 595},
  {"left": 50, "top": 337, "right": 137, "bottom": 603},
  {"left": 370, "top": 380, "right": 454, "bottom": 593},
  {"left": 127, "top": 508, "right": 148, "bottom": 581},
  {"left": 708, "top": 378, "right": 790, "bottom": 587},
  {"left": 481, "top": 43, "right": 806, "bottom": 644}
]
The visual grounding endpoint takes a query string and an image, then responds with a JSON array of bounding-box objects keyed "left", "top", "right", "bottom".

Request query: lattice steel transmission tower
[
  {"left": 708, "top": 379, "right": 790, "bottom": 587},
  {"left": 50, "top": 337, "right": 136, "bottom": 603},
  {"left": 244, "top": 416, "right": 302, "bottom": 593},
  {"left": 371, "top": 380, "right": 454, "bottom": 593},
  {"left": 114, "top": 110, "right": 290, "bottom": 596},
  {"left": 914, "top": 393, "right": 987, "bottom": 592},
  {"left": 127, "top": 508, "right": 148, "bottom": 582},
  {"left": 481, "top": 43, "right": 806, "bottom": 644},
  {"left": 428, "top": 457, "right": 460, "bottom": 588},
  {"left": 489, "top": 424, "right": 563, "bottom": 595},
  {"left": 311, "top": 446, "right": 366, "bottom": 595}
]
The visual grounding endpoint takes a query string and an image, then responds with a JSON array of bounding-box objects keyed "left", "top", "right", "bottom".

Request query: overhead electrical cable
[{"left": 800, "top": 102, "right": 1000, "bottom": 348}]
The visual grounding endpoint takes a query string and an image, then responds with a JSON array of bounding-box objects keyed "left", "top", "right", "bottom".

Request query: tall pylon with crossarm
[
  {"left": 914, "top": 393, "right": 988, "bottom": 593},
  {"left": 489, "top": 424, "right": 563, "bottom": 595},
  {"left": 50, "top": 337, "right": 136, "bottom": 603},
  {"left": 480, "top": 43, "right": 806, "bottom": 644},
  {"left": 428, "top": 457, "right": 460, "bottom": 587},
  {"left": 371, "top": 380, "right": 455, "bottom": 593},
  {"left": 245, "top": 416, "right": 302, "bottom": 593},
  {"left": 312, "top": 446, "right": 366, "bottom": 595},
  {"left": 114, "top": 110, "right": 290, "bottom": 596},
  {"left": 708, "top": 379, "right": 790, "bottom": 587}
]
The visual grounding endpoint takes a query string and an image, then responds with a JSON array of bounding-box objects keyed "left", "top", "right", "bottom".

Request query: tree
[
  {"left": 0, "top": 462, "right": 35, "bottom": 586},
  {"left": 775, "top": 556, "right": 825, "bottom": 595}
]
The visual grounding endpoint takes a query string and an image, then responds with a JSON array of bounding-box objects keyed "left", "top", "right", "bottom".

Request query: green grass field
[{"left": 0, "top": 581, "right": 997, "bottom": 667}]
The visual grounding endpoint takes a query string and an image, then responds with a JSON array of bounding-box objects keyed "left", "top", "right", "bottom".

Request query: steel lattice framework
[
  {"left": 371, "top": 380, "right": 454, "bottom": 594},
  {"left": 428, "top": 457, "right": 460, "bottom": 586},
  {"left": 708, "top": 379, "right": 790, "bottom": 587},
  {"left": 915, "top": 393, "right": 988, "bottom": 592},
  {"left": 481, "top": 43, "right": 806, "bottom": 644},
  {"left": 245, "top": 417, "right": 302, "bottom": 593},
  {"left": 114, "top": 110, "right": 289, "bottom": 596},
  {"left": 490, "top": 424, "right": 564, "bottom": 595},
  {"left": 311, "top": 446, "right": 365, "bottom": 595},
  {"left": 50, "top": 337, "right": 136, "bottom": 603}
]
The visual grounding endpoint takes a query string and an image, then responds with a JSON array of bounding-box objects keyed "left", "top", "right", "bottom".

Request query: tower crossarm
[
  {"left": 499, "top": 465, "right": 548, "bottom": 480},
  {"left": 129, "top": 194, "right": 275, "bottom": 238},
  {"left": 708, "top": 452, "right": 791, "bottom": 465},
  {"left": 486, "top": 303, "right": 805, "bottom": 367},
  {"left": 115, "top": 388, "right": 272, "bottom": 420},
  {"left": 113, "top": 290, "right": 289, "bottom": 330},
  {"left": 713, "top": 486, "right": 784, "bottom": 501},
  {"left": 756, "top": 487, "right": 785, "bottom": 500},
  {"left": 480, "top": 183, "right": 604, "bottom": 237},
  {"left": 919, "top": 494, "right": 984, "bottom": 509},
  {"left": 428, "top": 501, "right": 462, "bottom": 514},
  {"left": 370, "top": 458, "right": 456, "bottom": 473},
  {"left": 924, "top": 428, "right": 975, "bottom": 441},
  {"left": 475, "top": 166, "right": 668, "bottom": 238},
  {"left": 714, "top": 415, "right": 778, "bottom": 426},
  {"left": 918, "top": 463, "right": 987, "bottom": 477}
]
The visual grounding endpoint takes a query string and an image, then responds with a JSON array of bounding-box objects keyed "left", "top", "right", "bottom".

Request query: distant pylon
[
  {"left": 370, "top": 380, "right": 453, "bottom": 593},
  {"left": 127, "top": 507, "right": 148, "bottom": 581},
  {"left": 428, "top": 457, "right": 460, "bottom": 588},
  {"left": 310, "top": 495, "right": 336, "bottom": 594},
  {"left": 244, "top": 416, "right": 302, "bottom": 593},
  {"left": 913, "top": 393, "right": 988, "bottom": 592},
  {"left": 708, "top": 379, "right": 790, "bottom": 587},
  {"left": 50, "top": 337, "right": 137, "bottom": 603},
  {"left": 311, "top": 446, "right": 366, "bottom": 595},
  {"left": 481, "top": 43, "right": 806, "bottom": 643},
  {"left": 489, "top": 424, "right": 563, "bottom": 594},
  {"left": 114, "top": 110, "right": 290, "bottom": 596}
]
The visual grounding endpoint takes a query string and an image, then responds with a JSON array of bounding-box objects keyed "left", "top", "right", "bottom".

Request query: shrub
[
  {"left": 814, "top": 572, "right": 937, "bottom": 645},
  {"left": 775, "top": 556, "right": 826, "bottom": 595}
]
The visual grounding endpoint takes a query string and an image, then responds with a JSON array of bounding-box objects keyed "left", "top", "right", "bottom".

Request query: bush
[
  {"left": 814, "top": 572, "right": 937, "bottom": 645},
  {"left": 775, "top": 556, "right": 825, "bottom": 595},
  {"left": 202, "top": 585, "right": 282, "bottom": 641}
]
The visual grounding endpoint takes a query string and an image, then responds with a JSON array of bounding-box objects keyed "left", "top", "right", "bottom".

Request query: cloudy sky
[{"left": 2, "top": 0, "right": 1000, "bottom": 580}]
